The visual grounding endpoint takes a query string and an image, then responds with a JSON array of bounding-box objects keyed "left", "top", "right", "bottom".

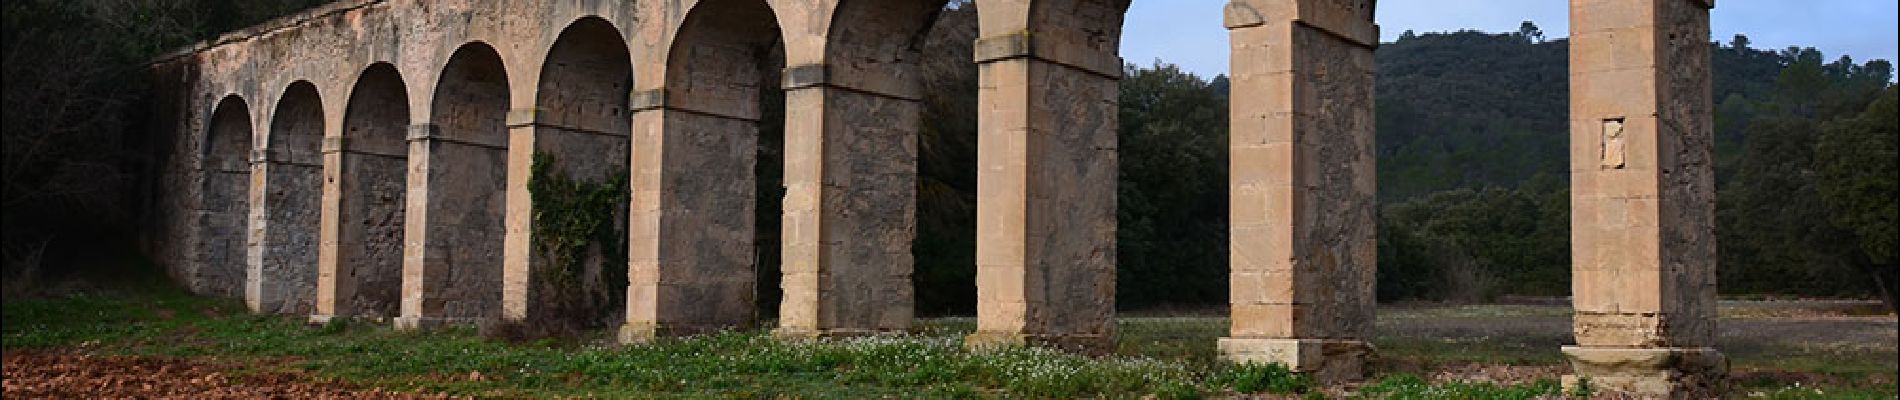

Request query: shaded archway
[
  {"left": 622, "top": 0, "right": 785, "bottom": 340},
  {"left": 250, "top": 80, "right": 325, "bottom": 314},
  {"left": 399, "top": 42, "right": 511, "bottom": 329},
  {"left": 316, "top": 63, "right": 410, "bottom": 321},
  {"left": 200, "top": 95, "right": 254, "bottom": 298},
  {"left": 502, "top": 17, "right": 633, "bottom": 329}
]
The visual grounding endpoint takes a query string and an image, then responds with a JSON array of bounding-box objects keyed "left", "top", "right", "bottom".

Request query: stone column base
[
  {"left": 309, "top": 314, "right": 390, "bottom": 325},
  {"left": 1561, "top": 346, "right": 1727, "bottom": 398},
  {"left": 619, "top": 321, "right": 757, "bottom": 344},
  {"left": 964, "top": 331, "right": 1115, "bottom": 355},
  {"left": 618, "top": 322, "right": 665, "bottom": 344},
  {"left": 393, "top": 316, "right": 482, "bottom": 332},
  {"left": 307, "top": 314, "right": 346, "bottom": 325},
  {"left": 1218, "top": 338, "right": 1371, "bottom": 383},
  {"left": 772, "top": 328, "right": 902, "bottom": 340}
]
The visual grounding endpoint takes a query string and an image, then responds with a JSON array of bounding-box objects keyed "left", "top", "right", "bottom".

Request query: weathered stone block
[
  {"left": 1218, "top": 338, "right": 1371, "bottom": 383},
  {"left": 1561, "top": 346, "right": 1727, "bottom": 399}
]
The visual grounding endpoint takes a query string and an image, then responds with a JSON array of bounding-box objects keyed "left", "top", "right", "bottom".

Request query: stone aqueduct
[{"left": 145, "top": 0, "right": 1724, "bottom": 395}]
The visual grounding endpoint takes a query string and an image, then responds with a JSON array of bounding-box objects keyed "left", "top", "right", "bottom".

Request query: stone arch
[
  {"left": 316, "top": 62, "right": 411, "bottom": 321},
  {"left": 398, "top": 42, "right": 513, "bottom": 330},
  {"left": 501, "top": 16, "right": 634, "bottom": 328},
  {"left": 200, "top": 95, "right": 254, "bottom": 298},
  {"left": 250, "top": 80, "right": 325, "bottom": 315},
  {"left": 432, "top": 43, "right": 511, "bottom": 145},
  {"left": 621, "top": 0, "right": 786, "bottom": 341}
]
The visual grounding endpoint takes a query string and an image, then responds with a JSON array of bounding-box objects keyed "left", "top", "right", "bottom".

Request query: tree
[
  {"left": 1731, "top": 33, "right": 1751, "bottom": 50},
  {"left": 1815, "top": 87, "right": 1899, "bottom": 311},
  {"left": 1116, "top": 62, "right": 1229, "bottom": 308},
  {"left": 1, "top": 0, "right": 329, "bottom": 280},
  {"left": 1516, "top": 21, "right": 1544, "bottom": 43}
]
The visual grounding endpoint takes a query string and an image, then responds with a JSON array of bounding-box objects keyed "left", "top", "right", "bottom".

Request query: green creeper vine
[{"left": 528, "top": 152, "right": 629, "bottom": 325}]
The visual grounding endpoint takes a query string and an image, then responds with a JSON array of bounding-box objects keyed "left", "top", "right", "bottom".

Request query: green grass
[
  {"left": 1353, "top": 374, "right": 1565, "bottom": 400},
  {"left": 3, "top": 281, "right": 1310, "bottom": 398},
  {"left": 5, "top": 275, "right": 1892, "bottom": 398}
]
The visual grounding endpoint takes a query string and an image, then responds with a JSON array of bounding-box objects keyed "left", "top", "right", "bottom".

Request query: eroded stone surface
[
  {"left": 1561, "top": 346, "right": 1728, "bottom": 398},
  {"left": 777, "top": 86, "right": 920, "bottom": 337},
  {"left": 1223, "top": 0, "right": 1378, "bottom": 378},
  {"left": 194, "top": 97, "right": 254, "bottom": 299},
  {"left": 969, "top": 0, "right": 1123, "bottom": 351},
  {"left": 1566, "top": 0, "right": 1723, "bottom": 395},
  {"left": 317, "top": 63, "right": 410, "bottom": 320},
  {"left": 1219, "top": 338, "right": 1371, "bottom": 383}
]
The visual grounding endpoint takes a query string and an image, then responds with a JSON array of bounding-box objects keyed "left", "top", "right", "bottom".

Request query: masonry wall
[{"left": 145, "top": 0, "right": 639, "bottom": 312}]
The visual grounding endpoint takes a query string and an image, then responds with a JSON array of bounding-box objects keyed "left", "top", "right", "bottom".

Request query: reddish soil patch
[{"left": 2, "top": 351, "right": 449, "bottom": 399}]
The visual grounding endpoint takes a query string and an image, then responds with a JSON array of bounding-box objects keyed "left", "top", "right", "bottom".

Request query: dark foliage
[{"left": 1, "top": 0, "right": 329, "bottom": 285}]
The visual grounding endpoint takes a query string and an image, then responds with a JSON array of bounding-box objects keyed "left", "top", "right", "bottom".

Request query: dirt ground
[{"left": 1, "top": 351, "right": 449, "bottom": 399}]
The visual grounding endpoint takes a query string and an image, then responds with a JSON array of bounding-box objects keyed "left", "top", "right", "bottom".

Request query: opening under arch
[
  {"left": 399, "top": 42, "right": 512, "bottom": 328},
  {"left": 506, "top": 16, "right": 634, "bottom": 329},
  {"left": 325, "top": 62, "right": 411, "bottom": 319},
  {"left": 200, "top": 95, "right": 254, "bottom": 298},
  {"left": 252, "top": 80, "right": 325, "bottom": 315}
]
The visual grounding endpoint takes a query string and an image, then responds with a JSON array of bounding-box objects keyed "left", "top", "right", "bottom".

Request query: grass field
[{"left": 3, "top": 272, "right": 1894, "bottom": 398}]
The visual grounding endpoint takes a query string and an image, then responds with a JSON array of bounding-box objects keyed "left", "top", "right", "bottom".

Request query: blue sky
[{"left": 1120, "top": 0, "right": 1900, "bottom": 78}]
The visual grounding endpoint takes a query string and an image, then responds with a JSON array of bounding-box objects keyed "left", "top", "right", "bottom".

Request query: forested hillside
[{"left": 1367, "top": 25, "right": 1895, "bottom": 308}]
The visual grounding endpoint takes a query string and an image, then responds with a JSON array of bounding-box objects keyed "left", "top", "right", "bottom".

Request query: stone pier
[
  {"left": 772, "top": 0, "right": 936, "bottom": 339},
  {"left": 1565, "top": 0, "right": 1726, "bottom": 397},
  {"left": 1217, "top": 0, "right": 1380, "bottom": 383},
  {"left": 964, "top": 0, "right": 1127, "bottom": 354}
]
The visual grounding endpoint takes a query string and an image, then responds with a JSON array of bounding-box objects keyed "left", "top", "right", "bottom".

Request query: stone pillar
[
  {"left": 246, "top": 147, "right": 323, "bottom": 315},
  {"left": 618, "top": 89, "right": 760, "bottom": 342},
  {"left": 774, "top": 64, "right": 918, "bottom": 338},
  {"left": 313, "top": 137, "right": 349, "bottom": 323},
  {"left": 964, "top": 30, "right": 1121, "bottom": 354},
  {"left": 501, "top": 109, "right": 539, "bottom": 322},
  {"left": 396, "top": 123, "right": 509, "bottom": 330},
  {"left": 313, "top": 136, "right": 408, "bottom": 323},
  {"left": 1565, "top": 0, "right": 1725, "bottom": 397},
  {"left": 501, "top": 108, "right": 632, "bottom": 323},
  {"left": 1217, "top": 0, "right": 1379, "bottom": 383}
]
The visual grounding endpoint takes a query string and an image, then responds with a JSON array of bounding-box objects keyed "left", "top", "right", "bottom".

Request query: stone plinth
[
  {"left": 1219, "top": 338, "right": 1372, "bottom": 383},
  {"left": 393, "top": 316, "right": 484, "bottom": 332},
  {"left": 1561, "top": 346, "right": 1727, "bottom": 398}
]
